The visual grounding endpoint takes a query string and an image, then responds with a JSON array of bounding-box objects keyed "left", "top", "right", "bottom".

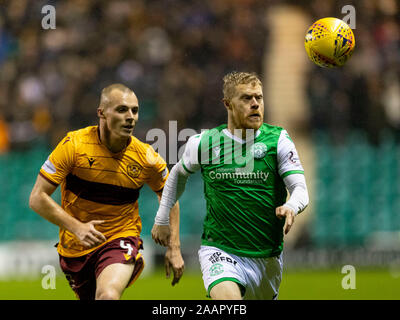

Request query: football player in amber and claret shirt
[{"left": 29, "top": 84, "right": 184, "bottom": 300}]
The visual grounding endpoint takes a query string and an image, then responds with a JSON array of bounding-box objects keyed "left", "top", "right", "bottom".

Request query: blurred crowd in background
[
  {"left": 305, "top": 0, "right": 400, "bottom": 145},
  {"left": 0, "top": 0, "right": 268, "bottom": 152},
  {"left": 0, "top": 0, "right": 399, "bottom": 153}
]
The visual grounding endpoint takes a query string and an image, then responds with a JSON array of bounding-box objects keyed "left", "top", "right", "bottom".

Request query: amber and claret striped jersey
[{"left": 39, "top": 126, "right": 169, "bottom": 257}]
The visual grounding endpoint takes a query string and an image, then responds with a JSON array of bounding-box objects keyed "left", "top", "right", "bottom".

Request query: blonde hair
[{"left": 223, "top": 71, "right": 262, "bottom": 101}]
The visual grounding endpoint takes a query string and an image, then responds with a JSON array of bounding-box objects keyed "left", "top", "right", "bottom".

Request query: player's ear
[
  {"left": 97, "top": 107, "right": 106, "bottom": 119},
  {"left": 223, "top": 98, "right": 232, "bottom": 111}
]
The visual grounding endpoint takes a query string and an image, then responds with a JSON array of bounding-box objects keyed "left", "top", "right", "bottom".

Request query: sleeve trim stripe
[
  {"left": 207, "top": 277, "right": 246, "bottom": 298},
  {"left": 281, "top": 170, "right": 304, "bottom": 178},
  {"left": 39, "top": 171, "right": 59, "bottom": 187},
  {"left": 181, "top": 160, "right": 194, "bottom": 174}
]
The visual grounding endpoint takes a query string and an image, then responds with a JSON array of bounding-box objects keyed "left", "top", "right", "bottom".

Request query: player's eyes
[
  {"left": 116, "top": 106, "right": 138, "bottom": 114},
  {"left": 116, "top": 106, "right": 127, "bottom": 112},
  {"left": 242, "top": 95, "right": 262, "bottom": 100}
]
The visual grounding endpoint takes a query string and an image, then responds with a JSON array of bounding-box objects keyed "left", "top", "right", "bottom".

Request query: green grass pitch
[{"left": 0, "top": 268, "right": 399, "bottom": 300}]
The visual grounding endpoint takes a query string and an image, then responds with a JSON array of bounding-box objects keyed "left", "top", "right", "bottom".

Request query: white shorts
[{"left": 198, "top": 245, "right": 283, "bottom": 300}]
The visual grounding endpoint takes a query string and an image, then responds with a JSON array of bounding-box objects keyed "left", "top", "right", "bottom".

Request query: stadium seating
[
  {"left": 0, "top": 147, "right": 206, "bottom": 241},
  {"left": 311, "top": 131, "right": 400, "bottom": 248},
  {"left": 1, "top": 132, "right": 399, "bottom": 248},
  {"left": 139, "top": 172, "right": 206, "bottom": 238},
  {"left": 0, "top": 145, "right": 59, "bottom": 240}
]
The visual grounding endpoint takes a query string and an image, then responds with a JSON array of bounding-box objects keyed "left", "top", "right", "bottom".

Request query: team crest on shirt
[
  {"left": 209, "top": 263, "right": 224, "bottom": 277},
  {"left": 250, "top": 142, "right": 268, "bottom": 159},
  {"left": 127, "top": 164, "right": 142, "bottom": 178},
  {"left": 213, "top": 146, "right": 221, "bottom": 157}
]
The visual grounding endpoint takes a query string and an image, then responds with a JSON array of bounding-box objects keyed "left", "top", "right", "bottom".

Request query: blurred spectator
[
  {"left": 0, "top": 0, "right": 269, "bottom": 149},
  {"left": 0, "top": 0, "right": 399, "bottom": 150},
  {"left": 0, "top": 113, "right": 9, "bottom": 153},
  {"left": 306, "top": 0, "right": 400, "bottom": 144}
]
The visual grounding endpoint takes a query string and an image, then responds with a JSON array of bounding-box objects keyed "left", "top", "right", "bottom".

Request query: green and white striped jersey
[{"left": 181, "top": 123, "right": 304, "bottom": 258}]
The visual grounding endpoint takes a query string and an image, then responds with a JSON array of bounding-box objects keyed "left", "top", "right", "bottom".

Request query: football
[{"left": 304, "top": 17, "right": 355, "bottom": 68}]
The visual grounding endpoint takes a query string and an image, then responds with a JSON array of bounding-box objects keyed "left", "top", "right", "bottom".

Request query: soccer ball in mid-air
[{"left": 304, "top": 17, "right": 355, "bottom": 68}]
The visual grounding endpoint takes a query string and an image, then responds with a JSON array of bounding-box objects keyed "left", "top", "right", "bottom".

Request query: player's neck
[
  {"left": 226, "top": 124, "right": 259, "bottom": 141},
  {"left": 98, "top": 126, "right": 130, "bottom": 153}
]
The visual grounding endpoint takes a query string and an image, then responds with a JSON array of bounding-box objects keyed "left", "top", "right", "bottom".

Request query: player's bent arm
[
  {"left": 167, "top": 200, "right": 181, "bottom": 250},
  {"left": 276, "top": 130, "right": 309, "bottom": 215},
  {"left": 152, "top": 134, "right": 200, "bottom": 246},
  {"left": 282, "top": 173, "right": 309, "bottom": 215},
  {"left": 29, "top": 174, "right": 83, "bottom": 232},
  {"left": 154, "top": 133, "right": 201, "bottom": 225},
  {"left": 154, "top": 161, "right": 191, "bottom": 225},
  {"left": 155, "top": 191, "right": 181, "bottom": 249},
  {"left": 29, "top": 175, "right": 106, "bottom": 248},
  {"left": 155, "top": 190, "right": 185, "bottom": 285}
]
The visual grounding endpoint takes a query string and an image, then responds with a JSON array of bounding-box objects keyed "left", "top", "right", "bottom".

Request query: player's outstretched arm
[
  {"left": 152, "top": 133, "right": 200, "bottom": 245},
  {"left": 152, "top": 162, "right": 190, "bottom": 246},
  {"left": 29, "top": 174, "right": 107, "bottom": 248},
  {"left": 154, "top": 192, "right": 185, "bottom": 286},
  {"left": 276, "top": 173, "right": 309, "bottom": 234}
]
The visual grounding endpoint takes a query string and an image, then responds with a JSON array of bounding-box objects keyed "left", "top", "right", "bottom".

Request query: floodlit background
[{"left": 0, "top": 0, "right": 400, "bottom": 299}]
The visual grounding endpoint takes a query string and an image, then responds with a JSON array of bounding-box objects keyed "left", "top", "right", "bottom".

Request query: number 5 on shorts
[{"left": 120, "top": 240, "right": 133, "bottom": 256}]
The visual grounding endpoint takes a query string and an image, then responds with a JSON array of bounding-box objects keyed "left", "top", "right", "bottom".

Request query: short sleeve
[
  {"left": 277, "top": 130, "right": 304, "bottom": 178},
  {"left": 145, "top": 145, "right": 169, "bottom": 192},
  {"left": 180, "top": 134, "right": 201, "bottom": 174},
  {"left": 39, "top": 134, "right": 76, "bottom": 186}
]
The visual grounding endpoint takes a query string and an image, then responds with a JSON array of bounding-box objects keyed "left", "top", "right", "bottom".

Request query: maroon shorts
[{"left": 59, "top": 236, "right": 144, "bottom": 300}]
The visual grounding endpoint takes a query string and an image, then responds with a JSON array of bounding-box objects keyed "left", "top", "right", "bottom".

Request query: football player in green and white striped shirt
[{"left": 152, "top": 71, "right": 309, "bottom": 300}]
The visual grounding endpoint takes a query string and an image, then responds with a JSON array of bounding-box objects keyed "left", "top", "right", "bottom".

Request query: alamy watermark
[
  {"left": 41, "top": 265, "right": 56, "bottom": 290},
  {"left": 145, "top": 121, "right": 259, "bottom": 173},
  {"left": 41, "top": 5, "right": 56, "bottom": 30},
  {"left": 40, "top": 4, "right": 355, "bottom": 31},
  {"left": 342, "top": 5, "right": 356, "bottom": 29},
  {"left": 341, "top": 265, "right": 356, "bottom": 290}
]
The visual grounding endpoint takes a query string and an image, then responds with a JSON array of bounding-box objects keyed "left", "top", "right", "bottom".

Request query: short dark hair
[{"left": 99, "top": 83, "right": 132, "bottom": 109}]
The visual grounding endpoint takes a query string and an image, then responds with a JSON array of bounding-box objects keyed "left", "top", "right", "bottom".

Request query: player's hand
[
  {"left": 74, "top": 220, "right": 107, "bottom": 249},
  {"left": 276, "top": 206, "right": 295, "bottom": 235},
  {"left": 151, "top": 224, "right": 171, "bottom": 247},
  {"left": 165, "top": 246, "right": 185, "bottom": 286}
]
